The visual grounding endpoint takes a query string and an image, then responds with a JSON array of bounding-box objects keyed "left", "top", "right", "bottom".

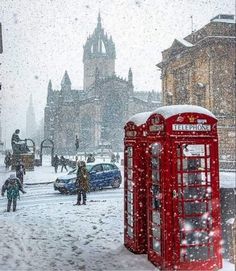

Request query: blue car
[{"left": 54, "top": 162, "right": 122, "bottom": 194}]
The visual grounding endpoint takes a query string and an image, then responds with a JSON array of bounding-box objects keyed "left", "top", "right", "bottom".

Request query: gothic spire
[
  {"left": 61, "top": 70, "right": 71, "bottom": 86},
  {"left": 97, "top": 11, "right": 102, "bottom": 30},
  {"left": 48, "top": 79, "right": 52, "bottom": 92},
  {"left": 61, "top": 70, "right": 72, "bottom": 93},
  {"left": 128, "top": 68, "right": 133, "bottom": 86}
]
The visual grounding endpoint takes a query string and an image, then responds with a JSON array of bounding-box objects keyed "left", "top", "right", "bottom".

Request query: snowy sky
[{"left": 0, "top": 0, "right": 234, "bottom": 145}]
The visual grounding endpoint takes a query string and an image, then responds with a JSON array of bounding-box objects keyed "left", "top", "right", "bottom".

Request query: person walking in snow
[
  {"left": 4, "top": 151, "right": 11, "bottom": 170},
  {"left": 53, "top": 154, "right": 59, "bottom": 173},
  {"left": 110, "top": 153, "right": 116, "bottom": 163},
  {"left": 74, "top": 161, "right": 89, "bottom": 205},
  {"left": 60, "top": 155, "right": 68, "bottom": 172},
  {"left": 75, "top": 135, "right": 79, "bottom": 152},
  {"left": 15, "top": 160, "right": 26, "bottom": 184},
  {"left": 115, "top": 152, "right": 120, "bottom": 163},
  {"left": 1, "top": 174, "right": 26, "bottom": 212}
]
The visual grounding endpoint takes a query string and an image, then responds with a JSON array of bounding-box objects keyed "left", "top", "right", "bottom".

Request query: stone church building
[
  {"left": 44, "top": 14, "right": 160, "bottom": 154},
  {"left": 157, "top": 14, "right": 235, "bottom": 169}
]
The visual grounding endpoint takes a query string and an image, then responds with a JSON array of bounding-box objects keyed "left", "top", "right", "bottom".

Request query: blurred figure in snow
[
  {"left": 53, "top": 154, "right": 59, "bottom": 173},
  {"left": 75, "top": 135, "right": 79, "bottom": 152},
  {"left": 115, "top": 152, "right": 120, "bottom": 163},
  {"left": 15, "top": 160, "right": 26, "bottom": 184},
  {"left": 1, "top": 174, "right": 26, "bottom": 212},
  {"left": 74, "top": 161, "right": 89, "bottom": 205},
  {"left": 4, "top": 151, "right": 12, "bottom": 170},
  {"left": 60, "top": 156, "right": 68, "bottom": 172},
  {"left": 110, "top": 153, "right": 116, "bottom": 163},
  {"left": 87, "top": 153, "right": 95, "bottom": 163}
]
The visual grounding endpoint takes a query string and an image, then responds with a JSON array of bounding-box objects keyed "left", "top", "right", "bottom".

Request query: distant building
[
  {"left": 0, "top": 23, "right": 3, "bottom": 152},
  {"left": 26, "top": 94, "right": 37, "bottom": 139},
  {"left": 44, "top": 13, "right": 161, "bottom": 154},
  {"left": 157, "top": 14, "right": 236, "bottom": 169}
]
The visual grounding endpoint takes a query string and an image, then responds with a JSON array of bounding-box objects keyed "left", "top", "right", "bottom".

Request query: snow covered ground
[{"left": 0, "top": 155, "right": 235, "bottom": 271}]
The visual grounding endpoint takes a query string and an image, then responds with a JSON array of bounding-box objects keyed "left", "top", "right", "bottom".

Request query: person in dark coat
[
  {"left": 15, "top": 160, "right": 26, "bottom": 184},
  {"left": 53, "top": 154, "right": 59, "bottom": 173},
  {"left": 60, "top": 156, "right": 68, "bottom": 172},
  {"left": 86, "top": 153, "right": 95, "bottom": 163},
  {"left": 110, "top": 153, "right": 116, "bottom": 163},
  {"left": 1, "top": 174, "right": 26, "bottom": 212},
  {"left": 115, "top": 152, "right": 120, "bottom": 163},
  {"left": 75, "top": 135, "right": 79, "bottom": 152},
  {"left": 74, "top": 161, "right": 90, "bottom": 205},
  {"left": 4, "top": 152, "right": 11, "bottom": 170}
]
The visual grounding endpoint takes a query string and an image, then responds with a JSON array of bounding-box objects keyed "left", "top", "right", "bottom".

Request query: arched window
[{"left": 98, "top": 38, "right": 106, "bottom": 53}]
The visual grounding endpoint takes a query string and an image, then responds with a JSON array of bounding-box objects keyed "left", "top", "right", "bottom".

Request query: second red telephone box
[{"left": 124, "top": 112, "right": 152, "bottom": 253}]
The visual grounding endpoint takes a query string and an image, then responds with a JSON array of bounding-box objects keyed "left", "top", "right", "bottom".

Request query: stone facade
[
  {"left": 44, "top": 14, "right": 161, "bottom": 154},
  {"left": 157, "top": 14, "right": 236, "bottom": 169},
  {"left": 0, "top": 23, "right": 3, "bottom": 152}
]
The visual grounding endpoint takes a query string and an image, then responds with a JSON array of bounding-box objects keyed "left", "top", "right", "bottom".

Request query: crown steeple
[
  {"left": 83, "top": 13, "right": 116, "bottom": 62},
  {"left": 83, "top": 13, "right": 116, "bottom": 90}
]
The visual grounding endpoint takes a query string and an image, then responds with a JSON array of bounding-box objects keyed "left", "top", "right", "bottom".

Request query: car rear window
[{"left": 103, "top": 164, "right": 118, "bottom": 170}]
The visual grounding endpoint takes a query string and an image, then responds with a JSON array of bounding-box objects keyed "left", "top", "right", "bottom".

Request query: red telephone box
[
  {"left": 145, "top": 105, "right": 222, "bottom": 270},
  {"left": 124, "top": 112, "right": 152, "bottom": 253}
]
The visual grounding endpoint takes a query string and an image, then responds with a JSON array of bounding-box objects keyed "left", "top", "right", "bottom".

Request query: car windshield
[{"left": 86, "top": 164, "right": 94, "bottom": 172}]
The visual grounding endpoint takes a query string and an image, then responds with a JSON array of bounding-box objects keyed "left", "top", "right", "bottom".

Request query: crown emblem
[{"left": 188, "top": 115, "right": 195, "bottom": 123}]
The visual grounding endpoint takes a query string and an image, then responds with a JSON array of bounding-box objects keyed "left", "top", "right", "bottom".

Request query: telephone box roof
[
  {"left": 127, "top": 112, "right": 152, "bottom": 126},
  {"left": 152, "top": 105, "right": 216, "bottom": 119},
  {"left": 126, "top": 105, "right": 216, "bottom": 127}
]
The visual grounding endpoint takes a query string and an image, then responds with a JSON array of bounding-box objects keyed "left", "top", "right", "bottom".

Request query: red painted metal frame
[
  {"left": 145, "top": 112, "right": 222, "bottom": 270},
  {"left": 124, "top": 121, "right": 148, "bottom": 254}
]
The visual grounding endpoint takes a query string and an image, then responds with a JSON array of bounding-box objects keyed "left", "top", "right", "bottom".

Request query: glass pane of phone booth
[
  {"left": 150, "top": 143, "right": 162, "bottom": 254},
  {"left": 176, "top": 143, "right": 214, "bottom": 262},
  {"left": 126, "top": 146, "right": 134, "bottom": 238}
]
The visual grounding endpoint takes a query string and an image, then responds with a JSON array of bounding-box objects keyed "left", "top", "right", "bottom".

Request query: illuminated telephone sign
[{"left": 172, "top": 123, "right": 211, "bottom": 131}]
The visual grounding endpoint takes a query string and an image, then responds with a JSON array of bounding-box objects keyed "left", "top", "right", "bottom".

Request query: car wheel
[
  {"left": 112, "top": 178, "right": 121, "bottom": 188},
  {"left": 59, "top": 188, "right": 68, "bottom": 194}
]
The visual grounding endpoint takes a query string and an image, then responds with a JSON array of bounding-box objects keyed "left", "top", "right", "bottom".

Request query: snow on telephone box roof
[
  {"left": 126, "top": 105, "right": 216, "bottom": 127},
  {"left": 127, "top": 111, "right": 153, "bottom": 126},
  {"left": 152, "top": 105, "right": 216, "bottom": 119}
]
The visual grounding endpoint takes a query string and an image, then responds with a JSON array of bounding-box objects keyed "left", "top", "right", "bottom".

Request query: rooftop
[{"left": 210, "top": 14, "right": 236, "bottom": 24}]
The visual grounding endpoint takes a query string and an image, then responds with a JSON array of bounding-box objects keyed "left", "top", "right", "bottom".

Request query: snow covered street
[{"left": 0, "top": 158, "right": 235, "bottom": 271}]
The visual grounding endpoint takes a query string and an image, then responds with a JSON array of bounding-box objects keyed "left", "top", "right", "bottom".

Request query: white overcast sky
[{"left": 0, "top": 0, "right": 234, "bottom": 144}]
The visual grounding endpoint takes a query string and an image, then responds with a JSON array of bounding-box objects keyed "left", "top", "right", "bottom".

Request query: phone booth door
[
  {"left": 147, "top": 142, "right": 164, "bottom": 267},
  {"left": 171, "top": 141, "right": 222, "bottom": 270}
]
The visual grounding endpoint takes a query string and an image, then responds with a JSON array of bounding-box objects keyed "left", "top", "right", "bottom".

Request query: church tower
[
  {"left": 26, "top": 93, "right": 37, "bottom": 139},
  {"left": 83, "top": 13, "right": 116, "bottom": 90}
]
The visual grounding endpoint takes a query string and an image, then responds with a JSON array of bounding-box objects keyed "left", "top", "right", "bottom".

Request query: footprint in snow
[{"left": 84, "top": 240, "right": 91, "bottom": 245}]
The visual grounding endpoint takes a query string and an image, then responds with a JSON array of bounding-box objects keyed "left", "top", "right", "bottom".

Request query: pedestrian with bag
[
  {"left": 60, "top": 155, "right": 68, "bottom": 172},
  {"left": 74, "top": 161, "right": 89, "bottom": 205},
  {"left": 1, "top": 174, "right": 26, "bottom": 212},
  {"left": 53, "top": 154, "right": 59, "bottom": 173}
]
